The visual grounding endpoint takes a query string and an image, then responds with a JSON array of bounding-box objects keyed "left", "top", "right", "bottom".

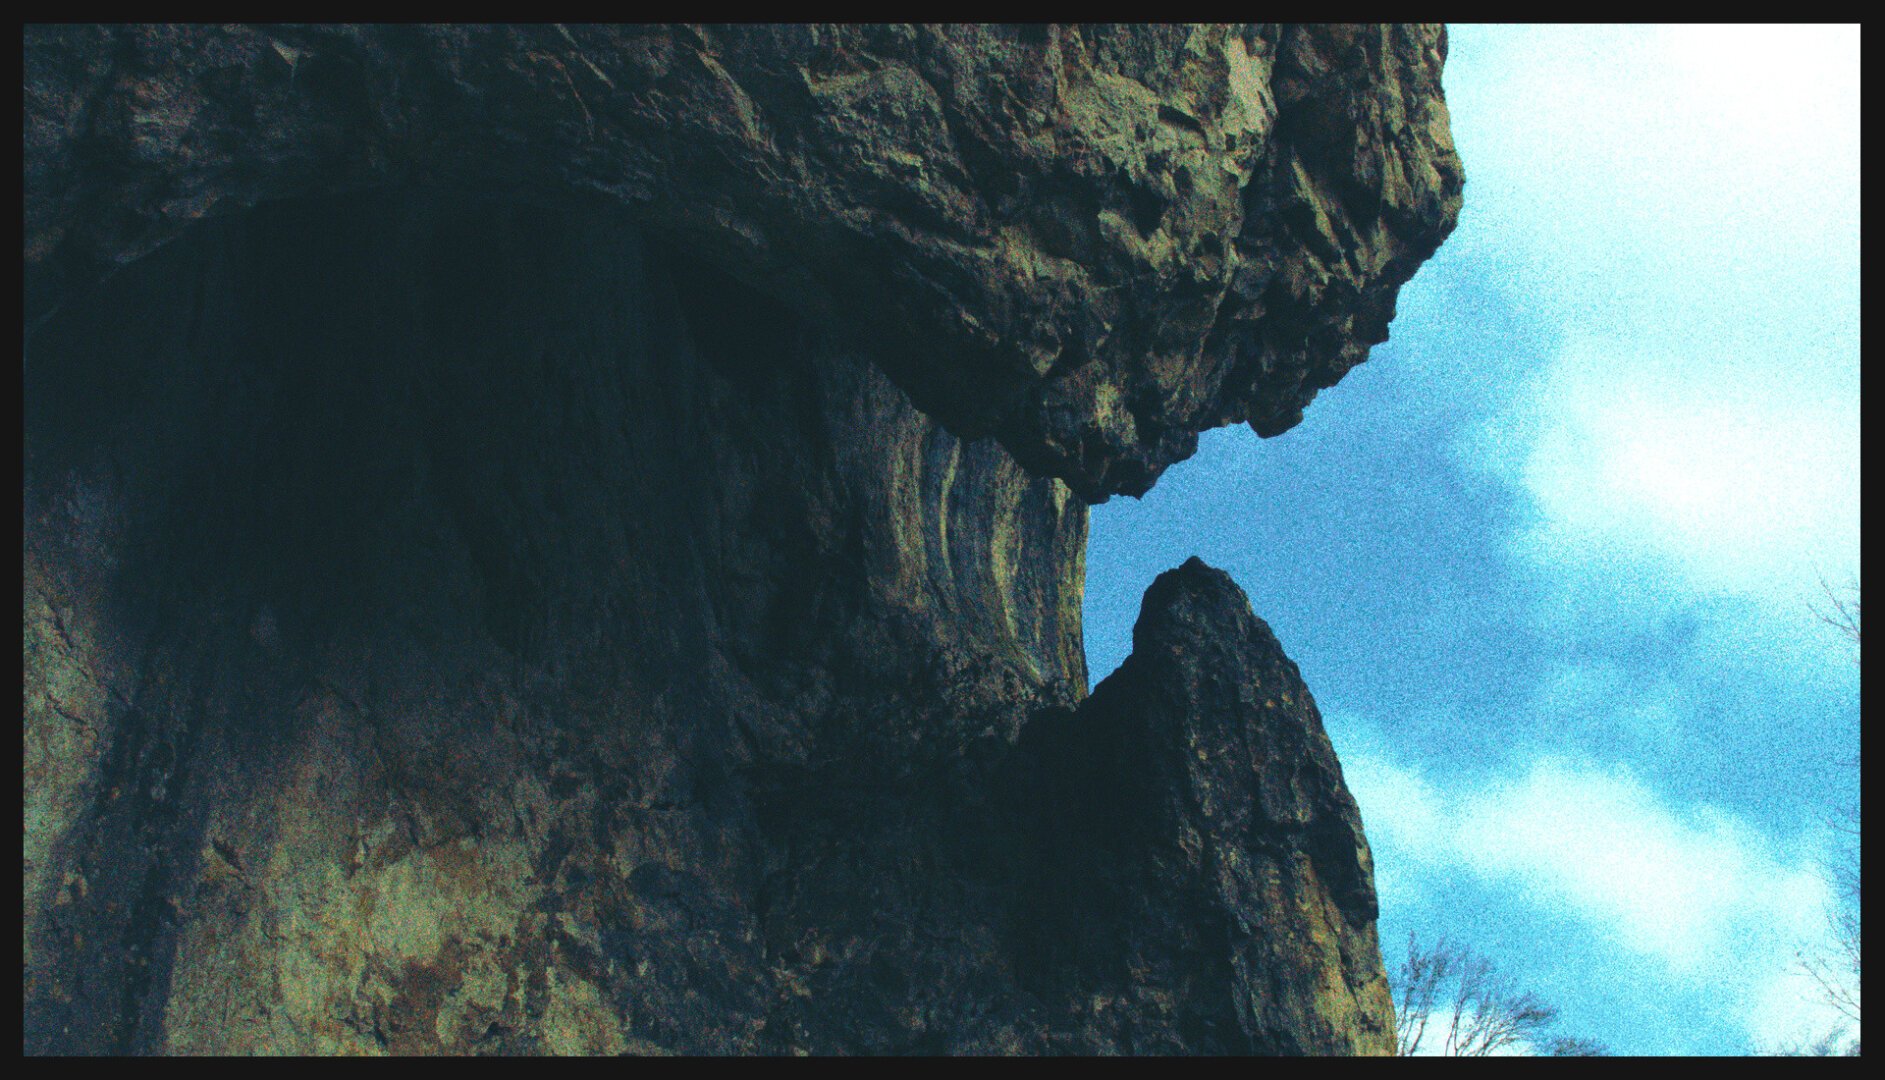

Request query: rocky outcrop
[
  {"left": 24, "top": 23, "right": 1458, "bottom": 499},
  {"left": 1014, "top": 559, "right": 1393, "bottom": 1053},
  {"left": 23, "top": 24, "right": 1457, "bottom": 1055}
]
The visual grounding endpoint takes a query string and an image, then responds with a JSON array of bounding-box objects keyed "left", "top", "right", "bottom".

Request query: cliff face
[{"left": 23, "top": 25, "right": 1460, "bottom": 1055}]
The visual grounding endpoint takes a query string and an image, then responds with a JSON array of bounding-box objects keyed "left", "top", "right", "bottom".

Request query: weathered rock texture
[
  {"left": 25, "top": 23, "right": 1459, "bottom": 500},
  {"left": 23, "top": 24, "right": 1458, "bottom": 1055},
  {"left": 1020, "top": 559, "right": 1393, "bottom": 1052}
]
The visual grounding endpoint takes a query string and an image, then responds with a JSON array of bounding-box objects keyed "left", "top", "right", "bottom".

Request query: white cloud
[
  {"left": 1446, "top": 24, "right": 1860, "bottom": 315},
  {"left": 1450, "top": 762, "right": 1818, "bottom": 973},
  {"left": 1442, "top": 25, "right": 1862, "bottom": 614},
  {"left": 1474, "top": 342, "right": 1861, "bottom": 610},
  {"left": 1297, "top": 26, "right": 1861, "bottom": 1053},
  {"left": 1334, "top": 721, "right": 1853, "bottom": 1050},
  {"left": 1339, "top": 735, "right": 1447, "bottom": 911}
]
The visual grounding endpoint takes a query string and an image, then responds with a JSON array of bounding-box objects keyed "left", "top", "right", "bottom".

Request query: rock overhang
[{"left": 24, "top": 23, "right": 1461, "bottom": 503}]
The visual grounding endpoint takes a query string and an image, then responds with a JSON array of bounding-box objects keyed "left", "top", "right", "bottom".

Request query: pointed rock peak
[
  {"left": 1129, "top": 555, "right": 1278, "bottom": 660},
  {"left": 1067, "top": 558, "right": 1394, "bottom": 1053}
]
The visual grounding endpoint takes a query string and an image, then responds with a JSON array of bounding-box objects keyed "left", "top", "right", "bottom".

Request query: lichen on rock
[
  {"left": 1017, "top": 558, "right": 1395, "bottom": 1053},
  {"left": 23, "top": 23, "right": 1458, "bottom": 1055},
  {"left": 24, "top": 23, "right": 1459, "bottom": 500}
]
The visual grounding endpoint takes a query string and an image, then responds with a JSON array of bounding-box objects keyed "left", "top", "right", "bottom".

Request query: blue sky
[{"left": 1083, "top": 25, "right": 1861, "bottom": 1055}]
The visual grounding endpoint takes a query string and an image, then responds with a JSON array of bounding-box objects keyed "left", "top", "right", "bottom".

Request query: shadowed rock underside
[{"left": 23, "top": 23, "right": 1457, "bottom": 1055}]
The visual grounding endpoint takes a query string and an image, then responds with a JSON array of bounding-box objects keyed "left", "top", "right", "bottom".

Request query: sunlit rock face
[{"left": 23, "top": 23, "right": 1456, "bottom": 1055}]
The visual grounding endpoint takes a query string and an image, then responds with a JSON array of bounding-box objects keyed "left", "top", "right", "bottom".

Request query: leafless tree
[
  {"left": 1799, "top": 864, "right": 1861, "bottom": 1034},
  {"left": 1389, "top": 933, "right": 1607, "bottom": 1056},
  {"left": 1795, "top": 578, "right": 1860, "bottom": 1054},
  {"left": 1812, "top": 575, "right": 1861, "bottom": 657},
  {"left": 1542, "top": 1035, "right": 1612, "bottom": 1057}
]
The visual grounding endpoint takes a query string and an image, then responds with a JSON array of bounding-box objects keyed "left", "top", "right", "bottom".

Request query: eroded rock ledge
[
  {"left": 23, "top": 24, "right": 1455, "bottom": 1055},
  {"left": 25, "top": 23, "right": 1459, "bottom": 499}
]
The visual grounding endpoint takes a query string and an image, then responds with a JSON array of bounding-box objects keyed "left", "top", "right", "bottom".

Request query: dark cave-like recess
[
  {"left": 25, "top": 23, "right": 1464, "bottom": 1054},
  {"left": 26, "top": 191, "right": 1389, "bottom": 1054}
]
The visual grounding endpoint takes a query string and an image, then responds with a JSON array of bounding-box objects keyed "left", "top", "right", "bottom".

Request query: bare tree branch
[
  {"left": 1390, "top": 933, "right": 1602, "bottom": 1056},
  {"left": 1811, "top": 574, "right": 1861, "bottom": 652},
  {"left": 1790, "top": 578, "right": 1860, "bottom": 1054}
]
